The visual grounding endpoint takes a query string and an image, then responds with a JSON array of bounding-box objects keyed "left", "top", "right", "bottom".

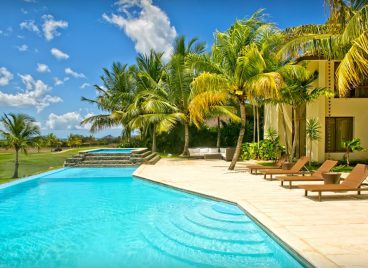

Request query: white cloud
[
  {"left": 0, "top": 67, "right": 13, "bottom": 86},
  {"left": 50, "top": 48, "right": 69, "bottom": 59},
  {"left": 16, "top": 44, "right": 28, "bottom": 52},
  {"left": 42, "top": 14, "right": 68, "bottom": 41},
  {"left": 0, "top": 74, "right": 62, "bottom": 112},
  {"left": 21, "top": 8, "right": 28, "bottom": 14},
  {"left": 53, "top": 76, "right": 69, "bottom": 86},
  {"left": 102, "top": 0, "right": 177, "bottom": 61},
  {"left": 45, "top": 112, "right": 93, "bottom": 130},
  {"left": 37, "top": 63, "right": 50, "bottom": 73},
  {"left": 0, "top": 27, "right": 13, "bottom": 37},
  {"left": 20, "top": 20, "right": 40, "bottom": 34},
  {"left": 65, "top": 67, "right": 85, "bottom": 78},
  {"left": 80, "top": 83, "right": 91, "bottom": 89}
]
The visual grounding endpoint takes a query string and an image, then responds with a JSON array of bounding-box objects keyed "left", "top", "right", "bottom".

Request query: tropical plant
[
  {"left": 279, "top": 0, "right": 368, "bottom": 96},
  {"left": 127, "top": 50, "right": 181, "bottom": 152},
  {"left": 343, "top": 138, "right": 364, "bottom": 165},
  {"left": 45, "top": 133, "right": 61, "bottom": 151},
  {"left": 67, "top": 134, "right": 83, "bottom": 148},
  {"left": 0, "top": 113, "right": 40, "bottom": 178},
  {"left": 306, "top": 118, "right": 321, "bottom": 166},
  {"left": 278, "top": 64, "right": 330, "bottom": 161},
  {"left": 241, "top": 128, "right": 283, "bottom": 160},
  {"left": 189, "top": 11, "right": 284, "bottom": 169},
  {"left": 81, "top": 63, "right": 137, "bottom": 141}
]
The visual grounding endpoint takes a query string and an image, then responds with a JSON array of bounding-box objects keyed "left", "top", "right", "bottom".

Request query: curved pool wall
[{"left": 0, "top": 168, "right": 307, "bottom": 267}]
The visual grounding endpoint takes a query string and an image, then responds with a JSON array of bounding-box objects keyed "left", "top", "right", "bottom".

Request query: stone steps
[{"left": 64, "top": 148, "right": 160, "bottom": 167}]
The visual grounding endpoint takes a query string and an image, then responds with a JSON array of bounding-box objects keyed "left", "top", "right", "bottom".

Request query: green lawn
[{"left": 0, "top": 147, "right": 99, "bottom": 184}]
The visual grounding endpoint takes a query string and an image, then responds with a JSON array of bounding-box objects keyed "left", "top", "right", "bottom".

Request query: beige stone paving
[{"left": 134, "top": 158, "right": 368, "bottom": 268}]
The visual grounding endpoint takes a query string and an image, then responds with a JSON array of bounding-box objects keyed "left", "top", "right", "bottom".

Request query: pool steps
[{"left": 64, "top": 148, "right": 160, "bottom": 167}]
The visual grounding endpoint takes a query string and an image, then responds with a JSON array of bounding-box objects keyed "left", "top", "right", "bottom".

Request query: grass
[{"left": 0, "top": 147, "right": 99, "bottom": 184}]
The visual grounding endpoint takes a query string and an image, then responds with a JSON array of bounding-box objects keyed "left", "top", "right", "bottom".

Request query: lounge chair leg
[
  {"left": 281, "top": 180, "right": 284, "bottom": 187},
  {"left": 304, "top": 190, "right": 308, "bottom": 196},
  {"left": 289, "top": 181, "right": 292, "bottom": 189},
  {"left": 264, "top": 174, "right": 266, "bottom": 180},
  {"left": 318, "top": 192, "right": 322, "bottom": 202},
  {"left": 270, "top": 174, "right": 272, "bottom": 181}
]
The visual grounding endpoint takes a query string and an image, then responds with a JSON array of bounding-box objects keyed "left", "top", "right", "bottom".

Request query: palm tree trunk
[
  {"left": 253, "top": 105, "right": 256, "bottom": 142},
  {"left": 280, "top": 105, "right": 289, "bottom": 158},
  {"left": 290, "top": 107, "right": 298, "bottom": 161},
  {"left": 256, "top": 105, "right": 260, "bottom": 148},
  {"left": 181, "top": 121, "right": 190, "bottom": 157},
  {"left": 216, "top": 117, "right": 221, "bottom": 152},
  {"left": 309, "top": 138, "right": 312, "bottom": 167},
  {"left": 152, "top": 126, "right": 157, "bottom": 153},
  {"left": 13, "top": 148, "right": 19, "bottom": 178},
  {"left": 229, "top": 98, "right": 246, "bottom": 170}
]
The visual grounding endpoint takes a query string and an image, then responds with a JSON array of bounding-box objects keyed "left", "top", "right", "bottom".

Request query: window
[{"left": 325, "top": 117, "right": 353, "bottom": 152}]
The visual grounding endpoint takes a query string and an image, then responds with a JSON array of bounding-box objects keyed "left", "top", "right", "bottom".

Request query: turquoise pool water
[
  {"left": 0, "top": 168, "right": 304, "bottom": 268},
  {"left": 87, "top": 148, "right": 134, "bottom": 153}
]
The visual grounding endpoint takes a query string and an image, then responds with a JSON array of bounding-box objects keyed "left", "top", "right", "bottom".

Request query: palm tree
[
  {"left": 127, "top": 50, "right": 181, "bottom": 152},
  {"left": 166, "top": 35, "right": 207, "bottom": 156},
  {"left": 46, "top": 133, "right": 60, "bottom": 151},
  {"left": 343, "top": 138, "right": 364, "bottom": 165},
  {"left": 0, "top": 113, "right": 40, "bottom": 178},
  {"left": 279, "top": 0, "right": 368, "bottom": 96},
  {"left": 81, "top": 63, "right": 137, "bottom": 140},
  {"left": 306, "top": 118, "right": 321, "bottom": 166},
  {"left": 278, "top": 64, "right": 329, "bottom": 161},
  {"left": 189, "top": 12, "right": 284, "bottom": 170}
]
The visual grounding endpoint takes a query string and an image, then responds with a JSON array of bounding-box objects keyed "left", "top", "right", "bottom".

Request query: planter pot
[
  {"left": 282, "top": 162, "right": 294, "bottom": 170},
  {"left": 322, "top": 172, "right": 341, "bottom": 184}
]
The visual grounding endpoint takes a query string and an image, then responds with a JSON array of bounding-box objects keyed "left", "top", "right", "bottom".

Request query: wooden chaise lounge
[
  {"left": 298, "top": 164, "right": 368, "bottom": 201},
  {"left": 259, "top": 156, "right": 310, "bottom": 180},
  {"left": 247, "top": 157, "right": 286, "bottom": 174},
  {"left": 276, "top": 160, "right": 338, "bottom": 188}
]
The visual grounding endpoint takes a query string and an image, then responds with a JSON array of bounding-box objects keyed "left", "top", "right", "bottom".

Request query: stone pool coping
[{"left": 134, "top": 158, "right": 368, "bottom": 267}]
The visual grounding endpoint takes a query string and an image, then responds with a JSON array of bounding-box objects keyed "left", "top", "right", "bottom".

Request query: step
[
  {"left": 84, "top": 155, "right": 130, "bottom": 160},
  {"left": 74, "top": 163, "right": 136, "bottom": 167},
  {"left": 132, "top": 150, "right": 151, "bottom": 158},
  {"left": 145, "top": 154, "right": 161, "bottom": 165},
  {"left": 81, "top": 160, "right": 132, "bottom": 165}
]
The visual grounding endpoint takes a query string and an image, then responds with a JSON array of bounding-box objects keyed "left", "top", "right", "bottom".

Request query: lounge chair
[
  {"left": 298, "top": 164, "right": 368, "bottom": 201},
  {"left": 276, "top": 160, "right": 338, "bottom": 188},
  {"left": 259, "top": 156, "right": 310, "bottom": 180},
  {"left": 247, "top": 157, "right": 286, "bottom": 174}
]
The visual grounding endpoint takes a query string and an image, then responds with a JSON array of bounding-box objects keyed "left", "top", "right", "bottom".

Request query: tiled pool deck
[{"left": 134, "top": 159, "right": 368, "bottom": 267}]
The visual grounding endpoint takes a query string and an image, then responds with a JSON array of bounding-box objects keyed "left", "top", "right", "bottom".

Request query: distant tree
[
  {"left": 0, "top": 113, "right": 40, "bottom": 178},
  {"left": 67, "top": 134, "right": 83, "bottom": 148},
  {"left": 46, "top": 133, "right": 61, "bottom": 151},
  {"left": 343, "top": 138, "right": 364, "bottom": 166}
]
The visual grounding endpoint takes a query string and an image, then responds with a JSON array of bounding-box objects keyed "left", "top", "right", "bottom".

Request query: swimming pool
[
  {"left": 0, "top": 168, "right": 305, "bottom": 267},
  {"left": 87, "top": 148, "right": 134, "bottom": 153}
]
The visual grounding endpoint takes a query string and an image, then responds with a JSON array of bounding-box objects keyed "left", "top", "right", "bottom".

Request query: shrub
[{"left": 241, "top": 128, "right": 283, "bottom": 160}]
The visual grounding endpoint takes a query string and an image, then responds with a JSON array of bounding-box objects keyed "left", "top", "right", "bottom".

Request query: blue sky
[{"left": 0, "top": 0, "right": 327, "bottom": 138}]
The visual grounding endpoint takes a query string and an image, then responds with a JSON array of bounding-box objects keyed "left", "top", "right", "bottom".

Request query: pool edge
[{"left": 133, "top": 169, "right": 336, "bottom": 268}]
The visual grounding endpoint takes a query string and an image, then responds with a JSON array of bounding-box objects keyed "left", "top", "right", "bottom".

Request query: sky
[{"left": 0, "top": 0, "right": 327, "bottom": 138}]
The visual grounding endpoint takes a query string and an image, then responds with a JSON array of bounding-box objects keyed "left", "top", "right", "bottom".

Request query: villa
[{"left": 265, "top": 58, "right": 368, "bottom": 162}]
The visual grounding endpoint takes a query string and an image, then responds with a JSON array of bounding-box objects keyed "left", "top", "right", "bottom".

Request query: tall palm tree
[
  {"left": 166, "top": 35, "right": 207, "bottom": 156},
  {"left": 278, "top": 64, "right": 329, "bottom": 160},
  {"left": 45, "top": 133, "right": 60, "bottom": 151},
  {"left": 279, "top": 0, "right": 368, "bottom": 96},
  {"left": 128, "top": 50, "right": 182, "bottom": 152},
  {"left": 189, "top": 11, "right": 284, "bottom": 170},
  {"left": 81, "top": 63, "right": 137, "bottom": 140},
  {"left": 0, "top": 113, "right": 40, "bottom": 178}
]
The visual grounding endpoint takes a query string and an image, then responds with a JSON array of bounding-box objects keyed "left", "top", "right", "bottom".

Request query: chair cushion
[
  {"left": 199, "top": 148, "right": 209, "bottom": 154},
  {"left": 208, "top": 148, "right": 219, "bottom": 153}
]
